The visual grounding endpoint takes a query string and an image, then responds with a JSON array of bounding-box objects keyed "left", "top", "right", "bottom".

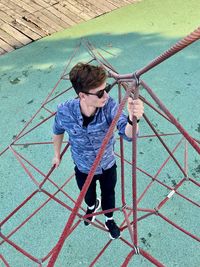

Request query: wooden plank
[
  {"left": 42, "top": 0, "right": 59, "bottom": 5},
  {"left": 0, "top": 10, "right": 14, "bottom": 24},
  {"left": 53, "top": 3, "right": 82, "bottom": 24},
  {"left": 0, "top": 38, "right": 15, "bottom": 52},
  {"left": 67, "top": 0, "right": 99, "bottom": 15},
  {"left": 0, "top": 2, "right": 10, "bottom": 12},
  {"left": 27, "top": 0, "right": 50, "bottom": 8},
  {"left": 23, "top": 13, "right": 56, "bottom": 34},
  {"left": 1, "top": 7, "right": 26, "bottom": 22},
  {"left": 53, "top": 3, "right": 84, "bottom": 24},
  {"left": 86, "top": 0, "right": 115, "bottom": 13},
  {"left": 0, "top": 0, "right": 27, "bottom": 17},
  {"left": 0, "top": 28, "right": 23, "bottom": 48},
  {"left": 1, "top": 7, "right": 46, "bottom": 37},
  {"left": 74, "top": 0, "right": 103, "bottom": 15},
  {"left": 0, "top": 47, "right": 6, "bottom": 55},
  {"left": 61, "top": 1, "right": 93, "bottom": 21},
  {"left": 46, "top": 6, "right": 76, "bottom": 26},
  {"left": 120, "top": 0, "right": 131, "bottom": 3},
  {"left": 16, "top": 17, "right": 46, "bottom": 36},
  {"left": 107, "top": 0, "right": 132, "bottom": 8},
  {"left": 84, "top": 0, "right": 109, "bottom": 13},
  {"left": 34, "top": 10, "right": 64, "bottom": 31},
  {"left": 66, "top": 0, "right": 98, "bottom": 17},
  {"left": 9, "top": 0, "right": 37, "bottom": 13},
  {"left": 0, "top": 8, "right": 41, "bottom": 40},
  {"left": 0, "top": 20, "right": 32, "bottom": 45},
  {"left": 20, "top": 0, "right": 47, "bottom": 11},
  {"left": 97, "top": 0, "right": 119, "bottom": 10},
  {"left": 10, "top": 20, "right": 41, "bottom": 40},
  {"left": 116, "top": 0, "right": 132, "bottom": 4},
  {"left": 40, "top": 8, "right": 70, "bottom": 28},
  {"left": 110, "top": 0, "right": 131, "bottom": 7},
  {"left": 127, "top": 0, "right": 140, "bottom": 3},
  {"left": 0, "top": 7, "right": 47, "bottom": 37},
  {"left": 106, "top": 0, "right": 121, "bottom": 8},
  {"left": 124, "top": 0, "right": 139, "bottom": 5}
]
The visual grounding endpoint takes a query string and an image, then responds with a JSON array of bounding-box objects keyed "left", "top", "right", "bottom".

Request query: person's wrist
[{"left": 127, "top": 115, "right": 140, "bottom": 125}]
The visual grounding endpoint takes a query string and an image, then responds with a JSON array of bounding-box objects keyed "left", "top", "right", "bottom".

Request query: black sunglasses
[{"left": 84, "top": 84, "right": 112, "bottom": 99}]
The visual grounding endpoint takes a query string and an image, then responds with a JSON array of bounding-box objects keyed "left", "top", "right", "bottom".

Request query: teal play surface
[{"left": 0, "top": 0, "right": 200, "bottom": 266}]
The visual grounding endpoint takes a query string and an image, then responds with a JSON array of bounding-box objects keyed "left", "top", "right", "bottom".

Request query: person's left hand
[{"left": 127, "top": 97, "right": 144, "bottom": 121}]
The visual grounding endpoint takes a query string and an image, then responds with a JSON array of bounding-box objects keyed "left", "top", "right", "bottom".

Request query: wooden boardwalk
[{"left": 0, "top": 0, "right": 139, "bottom": 55}]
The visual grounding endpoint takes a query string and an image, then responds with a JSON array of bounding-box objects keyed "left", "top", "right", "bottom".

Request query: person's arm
[
  {"left": 52, "top": 133, "right": 64, "bottom": 168},
  {"left": 52, "top": 102, "right": 67, "bottom": 167},
  {"left": 125, "top": 98, "right": 144, "bottom": 138}
]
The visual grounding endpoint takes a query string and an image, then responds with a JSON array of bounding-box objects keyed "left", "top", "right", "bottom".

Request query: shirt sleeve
[
  {"left": 53, "top": 105, "right": 65, "bottom": 135},
  {"left": 107, "top": 97, "right": 132, "bottom": 142}
]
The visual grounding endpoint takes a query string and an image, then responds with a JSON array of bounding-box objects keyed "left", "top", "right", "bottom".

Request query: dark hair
[{"left": 69, "top": 63, "right": 107, "bottom": 95}]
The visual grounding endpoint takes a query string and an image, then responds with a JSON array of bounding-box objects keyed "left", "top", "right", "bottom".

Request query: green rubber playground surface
[{"left": 0, "top": 0, "right": 200, "bottom": 266}]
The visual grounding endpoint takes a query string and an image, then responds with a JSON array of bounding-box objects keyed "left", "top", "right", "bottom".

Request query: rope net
[{"left": 1, "top": 27, "right": 200, "bottom": 266}]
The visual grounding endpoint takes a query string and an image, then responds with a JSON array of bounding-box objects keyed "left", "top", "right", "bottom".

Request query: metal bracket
[
  {"left": 133, "top": 72, "right": 140, "bottom": 86},
  {"left": 37, "top": 187, "right": 42, "bottom": 192},
  {"left": 37, "top": 258, "right": 42, "bottom": 265},
  {"left": 119, "top": 204, "right": 127, "bottom": 212},
  {"left": 154, "top": 208, "right": 159, "bottom": 215},
  {"left": 185, "top": 174, "right": 189, "bottom": 181},
  {"left": 133, "top": 245, "right": 140, "bottom": 255}
]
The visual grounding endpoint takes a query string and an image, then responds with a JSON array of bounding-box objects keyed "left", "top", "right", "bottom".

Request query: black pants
[{"left": 75, "top": 163, "right": 117, "bottom": 218}]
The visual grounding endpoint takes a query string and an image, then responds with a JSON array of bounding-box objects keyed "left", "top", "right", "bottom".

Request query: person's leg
[
  {"left": 99, "top": 163, "right": 117, "bottom": 218},
  {"left": 99, "top": 163, "right": 120, "bottom": 239},
  {"left": 74, "top": 166, "right": 97, "bottom": 207},
  {"left": 74, "top": 166, "right": 101, "bottom": 226}
]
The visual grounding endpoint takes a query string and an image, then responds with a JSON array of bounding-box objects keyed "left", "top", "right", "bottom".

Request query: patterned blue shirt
[{"left": 53, "top": 97, "right": 132, "bottom": 174}]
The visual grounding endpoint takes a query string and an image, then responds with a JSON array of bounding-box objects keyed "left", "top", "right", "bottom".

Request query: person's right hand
[{"left": 52, "top": 156, "right": 60, "bottom": 168}]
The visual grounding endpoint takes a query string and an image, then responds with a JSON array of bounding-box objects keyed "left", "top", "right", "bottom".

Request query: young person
[{"left": 52, "top": 63, "right": 144, "bottom": 239}]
